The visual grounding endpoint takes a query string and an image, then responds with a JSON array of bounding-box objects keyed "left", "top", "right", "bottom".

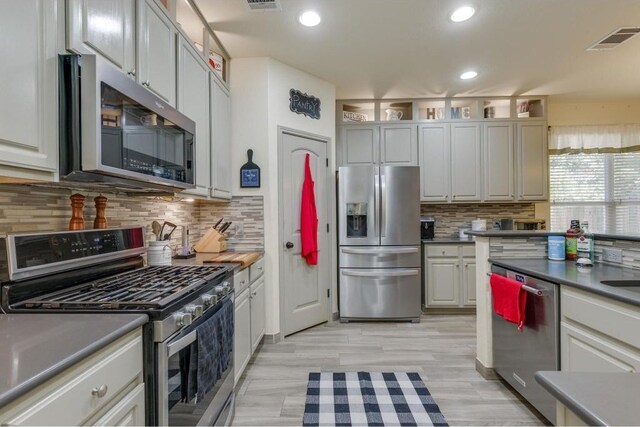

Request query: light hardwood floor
[{"left": 232, "top": 315, "right": 546, "bottom": 426}]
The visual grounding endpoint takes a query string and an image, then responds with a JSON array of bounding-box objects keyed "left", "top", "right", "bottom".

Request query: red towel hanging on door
[{"left": 300, "top": 153, "right": 318, "bottom": 265}]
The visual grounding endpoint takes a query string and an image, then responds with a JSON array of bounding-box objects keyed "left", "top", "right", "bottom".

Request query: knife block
[{"left": 193, "top": 228, "right": 227, "bottom": 253}]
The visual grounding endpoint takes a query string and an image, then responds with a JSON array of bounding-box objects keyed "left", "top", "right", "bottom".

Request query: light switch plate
[{"left": 602, "top": 247, "right": 623, "bottom": 264}]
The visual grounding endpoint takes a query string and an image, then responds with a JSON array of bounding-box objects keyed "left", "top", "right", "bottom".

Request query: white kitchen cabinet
[
  {"left": 418, "top": 124, "right": 450, "bottom": 202},
  {"left": 234, "top": 287, "right": 252, "bottom": 385},
  {"left": 450, "top": 123, "right": 482, "bottom": 202},
  {"left": 137, "top": 0, "right": 176, "bottom": 105},
  {"left": 250, "top": 276, "right": 266, "bottom": 352},
  {"left": 560, "top": 286, "right": 640, "bottom": 373},
  {"left": 0, "top": 0, "right": 62, "bottom": 180},
  {"left": 380, "top": 125, "right": 418, "bottom": 166},
  {"left": 210, "top": 74, "right": 232, "bottom": 199},
  {"left": 483, "top": 122, "right": 515, "bottom": 201},
  {"left": 177, "top": 34, "right": 210, "bottom": 197},
  {"left": 67, "top": 0, "right": 136, "bottom": 77},
  {"left": 339, "top": 126, "right": 379, "bottom": 166},
  {"left": 516, "top": 121, "right": 548, "bottom": 201},
  {"left": 424, "top": 244, "right": 476, "bottom": 309},
  {"left": 0, "top": 329, "right": 144, "bottom": 426}
]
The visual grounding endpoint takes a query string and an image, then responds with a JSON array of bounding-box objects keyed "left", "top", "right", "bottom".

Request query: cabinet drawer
[
  {"left": 234, "top": 267, "right": 250, "bottom": 294},
  {"left": 461, "top": 245, "right": 475, "bottom": 257},
  {"left": 426, "top": 245, "right": 459, "bottom": 258},
  {"left": 561, "top": 287, "right": 640, "bottom": 350},
  {"left": 249, "top": 257, "right": 264, "bottom": 283},
  {"left": 3, "top": 330, "right": 143, "bottom": 426}
]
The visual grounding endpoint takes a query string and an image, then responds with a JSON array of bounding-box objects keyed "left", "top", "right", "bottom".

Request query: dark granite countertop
[
  {"left": 0, "top": 313, "right": 148, "bottom": 408},
  {"left": 489, "top": 258, "right": 640, "bottom": 307},
  {"left": 467, "top": 230, "right": 640, "bottom": 242},
  {"left": 535, "top": 371, "right": 640, "bottom": 426},
  {"left": 422, "top": 238, "right": 475, "bottom": 244}
]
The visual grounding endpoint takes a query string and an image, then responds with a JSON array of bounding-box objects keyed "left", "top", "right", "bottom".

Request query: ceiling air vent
[
  {"left": 587, "top": 27, "right": 640, "bottom": 51},
  {"left": 246, "top": 0, "right": 281, "bottom": 12}
]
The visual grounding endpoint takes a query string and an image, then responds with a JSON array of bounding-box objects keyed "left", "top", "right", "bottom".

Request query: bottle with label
[
  {"left": 565, "top": 219, "right": 581, "bottom": 261},
  {"left": 576, "top": 220, "right": 595, "bottom": 263}
]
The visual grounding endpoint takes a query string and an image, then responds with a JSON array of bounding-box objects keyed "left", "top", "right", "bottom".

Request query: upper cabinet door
[
  {"left": 137, "top": 0, "right": 176, "bottom": 105},
  {"left": 67, "top": 0, "right": 135, "bottom": 77},
  {"left": 517, "top": 121, "right": 548, "bottom": 201},
  {"left": 0, "top": 0, "right": 61, "bottom": 179},
  {"left": 339, "top": 126, "right": 379, "bottom": 166},
  {"left": 483, "top": 122, "right": 515, "bottom": 201},
  {"left": 379, "top": 124, "right": 418, "bottom": 166},
  {"left": 211, "top": 74, "right": 232, "bottom": 199},
  {"left": 450, "top": 123, "right": 482, "bottom": 202},
  {"left": 177, "top": 35, "right": 210, "bottom": 197},
  {"left": 418, "top": 124, "right": 450, "bottom": 203}
]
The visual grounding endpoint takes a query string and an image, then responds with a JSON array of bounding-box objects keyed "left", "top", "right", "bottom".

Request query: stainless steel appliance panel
[
  {"left": 491, "top": 266, "right": 559, "bottom": 424},
  {"left": 339, "top": 268, "right": 421, "bottom": 319},
  {"left": 380, "top": 166, "right": 420, "bottom": 246},
  {"left": 338, "top": 166, "right": 378, "bottom": 246},
  {"left": 339, "top": 246, "right": 420, "bottom": 269}
]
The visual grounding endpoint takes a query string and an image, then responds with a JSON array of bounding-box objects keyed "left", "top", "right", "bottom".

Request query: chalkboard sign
[
  {"left": 240, "top": 149, "right": 260, "bottom": 188},
  {"left": 289, "top": 89, "right": 321, "bottom": 120}
]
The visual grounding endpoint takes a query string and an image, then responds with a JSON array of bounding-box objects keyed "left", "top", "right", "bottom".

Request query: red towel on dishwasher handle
[
  {"left": 300, "top": 153, "right": 318, "bottom": 265},
  {"left": 490, "top": 273, "right": 527, "bottom": 332}
]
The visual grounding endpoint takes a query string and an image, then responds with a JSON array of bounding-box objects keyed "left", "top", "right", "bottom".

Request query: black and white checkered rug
[{"left": 303, "top": 372, "right": 448, "bottom": 426}]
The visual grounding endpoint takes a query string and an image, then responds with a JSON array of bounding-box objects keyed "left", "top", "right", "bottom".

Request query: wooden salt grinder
[
  {"left": 69, "top": 193, "right": 86, "bottom": 230},
  {"left": 93, "top": 195, "right": 108, "bottom": 229}
]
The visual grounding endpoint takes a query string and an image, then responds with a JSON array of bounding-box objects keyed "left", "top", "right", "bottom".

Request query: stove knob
[
  {"left": 222, "top": 281, "right": 231, "bottom": 292},
  {"left": 202, "top": 293, "right": 217, "bottom": 307},
  {"left": 214, "top": 285, "right": 226, "bottom": 296},
  {"left": 185, "top": 304, "right": 203, "bottom": 317},
  {"left": 175, "top": 312, "right": 193, "bottom": 327}
]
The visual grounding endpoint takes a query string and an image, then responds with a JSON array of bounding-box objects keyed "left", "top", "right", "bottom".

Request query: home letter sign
[{"left": 289, "top": 89, "right": 321, "bottom": 120}]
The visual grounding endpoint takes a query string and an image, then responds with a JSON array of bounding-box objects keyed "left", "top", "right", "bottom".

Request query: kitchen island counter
[{"left": 0, "top": 313, "right": 148, "bottom": 409}]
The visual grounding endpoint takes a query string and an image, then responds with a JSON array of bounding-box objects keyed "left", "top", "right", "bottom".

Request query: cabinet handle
[
  {"left": 127, "top": 68, "right": 136, "bottom": 77},
  {"left": 442, "top": 251, "right": 446, "bottom": 255},
  {"left": 456, "top": 264, "right": 460, "bottom": 268},
  {"left": 91, "top": 384, "right": 108, "bottom": 398},
  {"left": 143, "top": 80, "right": 150, "bottom": 87}
]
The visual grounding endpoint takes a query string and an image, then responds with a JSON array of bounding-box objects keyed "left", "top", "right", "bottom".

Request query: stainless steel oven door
[{"left": 157, "top": 297, "right": 234, "bottom": 426}]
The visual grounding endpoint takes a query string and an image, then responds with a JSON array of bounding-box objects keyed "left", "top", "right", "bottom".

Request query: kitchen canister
[
  {"left": 548, "top": 235, "right": 566, "bottom": 261},
  {"left": 148, "top": 241, "right": 173, "bottom": 266}
]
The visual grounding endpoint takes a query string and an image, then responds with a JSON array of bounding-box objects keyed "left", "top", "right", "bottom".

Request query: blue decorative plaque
[{"left": 240, "top": 149, "right": 260, "bottom": 188}]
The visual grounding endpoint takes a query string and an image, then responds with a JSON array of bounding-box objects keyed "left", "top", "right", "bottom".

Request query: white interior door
[{"left": 279, "top": 128, "right": 330, "bottom": 336}]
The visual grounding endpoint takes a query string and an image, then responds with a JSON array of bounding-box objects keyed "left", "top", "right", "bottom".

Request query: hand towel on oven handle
[{"left": 490, "top": 273, "right": 527, "bottom": 332}]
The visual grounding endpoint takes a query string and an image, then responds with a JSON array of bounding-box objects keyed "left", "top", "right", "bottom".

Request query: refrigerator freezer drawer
[
  {"left": 339, "top": 268, "right": 421, "bottom": 320},
  {"left": 339, "top": 246, "right": 420, "bottom": 268}
]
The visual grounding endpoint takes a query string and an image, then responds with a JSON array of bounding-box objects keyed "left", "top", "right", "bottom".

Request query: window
[{"left": 550, "top": 152, "right": 640, "bottom": 233}]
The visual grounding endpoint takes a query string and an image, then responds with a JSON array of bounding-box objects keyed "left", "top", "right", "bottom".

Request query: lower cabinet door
[
  {"left": 462, "top": 260, "right": 476, "bottom": 306},
  {"left": 250, "top": 277, "right": 266, "bottom": 352},
  {"left": 426, "top": 258, "right": 459, "bottom": 306},
  {"left": 234, "top": 288, "right": 251, "bottom": 384},
  {"left": 92, "top": 384, "right": 145, "bottom": 427},
  {"left": 561, "top": 322, "right": 640, "bottom": 372}
]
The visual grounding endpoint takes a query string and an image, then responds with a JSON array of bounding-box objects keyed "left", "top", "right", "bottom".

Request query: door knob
[{"left": 285, "top": 242, "right": 294, "bottom": 249}]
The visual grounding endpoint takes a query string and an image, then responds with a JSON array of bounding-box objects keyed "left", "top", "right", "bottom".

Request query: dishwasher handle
[{"left": 487, "top": 272, "right": 545, "bottom": 297}]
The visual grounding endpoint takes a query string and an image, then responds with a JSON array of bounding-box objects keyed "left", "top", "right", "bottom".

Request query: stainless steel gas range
[{"left": 0, "top": 227, "right": 235, "bottom": 426}]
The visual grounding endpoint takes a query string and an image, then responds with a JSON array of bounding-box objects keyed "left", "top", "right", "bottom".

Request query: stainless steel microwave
[{"left": 59, "top": 54, "right": 195, "bottom": 192}]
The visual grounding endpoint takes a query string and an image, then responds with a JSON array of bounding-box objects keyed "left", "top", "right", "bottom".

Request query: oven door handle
[{"left": 167, "top": 330, "right": 197, "bottom": 357}]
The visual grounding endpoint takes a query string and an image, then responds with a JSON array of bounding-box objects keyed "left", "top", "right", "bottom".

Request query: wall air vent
[
  {"left": 246, "top": 0, "right": 281, "bottom": 12},
  {"left": 587, "top": 27, "right": 640, "bottom": 51}
]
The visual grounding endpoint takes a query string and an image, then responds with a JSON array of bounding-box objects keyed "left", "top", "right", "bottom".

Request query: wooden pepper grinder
[
  {"left": 93, "top": 195, "right": 108, "bottom": 229},
  {"left": 69, "top": 194, "right": 86, "bottom": 230}
]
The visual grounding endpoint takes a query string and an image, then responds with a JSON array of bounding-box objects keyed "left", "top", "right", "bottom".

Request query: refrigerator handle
[
  {"left": 380, "top": 172, "right": 387, "bottom": 237},
  {"left": 374, "top": 173, "right": 379, "bottom": 237}
]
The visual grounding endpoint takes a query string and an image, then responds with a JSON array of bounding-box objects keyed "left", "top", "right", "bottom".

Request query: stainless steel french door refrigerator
[{"left": 338, "top": 165, "right": 421, "bottom": 321}]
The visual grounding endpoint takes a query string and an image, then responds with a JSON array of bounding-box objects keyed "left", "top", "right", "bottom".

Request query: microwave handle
[{"left": 167, "top": 331, "right": 197, "bottom": 357}]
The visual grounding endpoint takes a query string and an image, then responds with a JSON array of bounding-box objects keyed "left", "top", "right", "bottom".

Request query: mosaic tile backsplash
[
  {"left": 421, "top": 203, "right": 537, "bottom": 238},
  {"left": 0, "top": 185, "right": 264, "bottom": 252}
]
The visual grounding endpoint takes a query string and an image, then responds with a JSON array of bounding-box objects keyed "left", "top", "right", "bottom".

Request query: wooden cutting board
[{"left": 203, "top": 252, "right": 261, "bottom": 268}]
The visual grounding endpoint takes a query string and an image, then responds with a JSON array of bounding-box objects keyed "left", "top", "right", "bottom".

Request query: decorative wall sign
[
  {"left": 240, "top": 149, "right": 261, "bottom": 188},
  {"left": 343, "top": 111, "right": 368, "bottom": 122},
  {"left": 289, "top": 89, "right": 321, "bottom": 120}
]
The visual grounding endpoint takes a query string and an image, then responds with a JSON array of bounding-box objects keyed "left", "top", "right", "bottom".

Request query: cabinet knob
[
  {"left": 91, "top": 384, "right": 108, "bottom": 398},
  {"left": 143, "top": 80, "right": 150, "bottom": 87},
  {"left": 442, "top": 251, "right": 446, "bottom": 255},
  {"left": 127, "top": 68, "right": 136, "bottom": 77}
]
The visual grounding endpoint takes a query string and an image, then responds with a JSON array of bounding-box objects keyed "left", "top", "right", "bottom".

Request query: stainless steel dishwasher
[{"left": 491, "top": 265, "right": 559, "bottom": 424}]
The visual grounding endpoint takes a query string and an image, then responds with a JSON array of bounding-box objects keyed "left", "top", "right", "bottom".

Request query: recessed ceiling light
[
  {"left": 460, "top": 71, "right": 478, "bottom": 80},
  {"left": 450, "top": 6, "right": 476, "bottom": 22},
  {"left": 299, "top": 10, "right": 321, "bottom": 27}
]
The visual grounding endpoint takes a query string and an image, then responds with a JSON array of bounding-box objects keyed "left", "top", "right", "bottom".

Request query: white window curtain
[{"left": 549, "top": 125, "right": 640, "bottom": 233}]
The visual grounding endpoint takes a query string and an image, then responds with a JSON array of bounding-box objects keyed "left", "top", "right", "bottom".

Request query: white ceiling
[{"left": 194, "top": 0, "right": 640, "bottom": 101}]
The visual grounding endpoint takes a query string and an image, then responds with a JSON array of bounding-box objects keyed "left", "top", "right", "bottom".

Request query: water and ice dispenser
[{"left": 346, "top": 202, "right": 368, "bottom": 238}]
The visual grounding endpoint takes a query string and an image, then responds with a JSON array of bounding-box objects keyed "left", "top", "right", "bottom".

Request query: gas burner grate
[{"left": 18, "top": 265, "right": 228, "bottom": 310}]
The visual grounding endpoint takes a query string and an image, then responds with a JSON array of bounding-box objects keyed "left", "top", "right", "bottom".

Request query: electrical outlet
[
  {"left": 235, "top": 223, "right": 244, "bottom": 237},
  {"left": 602, "top": 247, "right": 623, "bottom": 264}
]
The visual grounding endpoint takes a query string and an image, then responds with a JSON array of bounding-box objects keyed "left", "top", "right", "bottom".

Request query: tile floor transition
[{"left": 232, "top": 315, "right": 547, "bottom": 426}]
